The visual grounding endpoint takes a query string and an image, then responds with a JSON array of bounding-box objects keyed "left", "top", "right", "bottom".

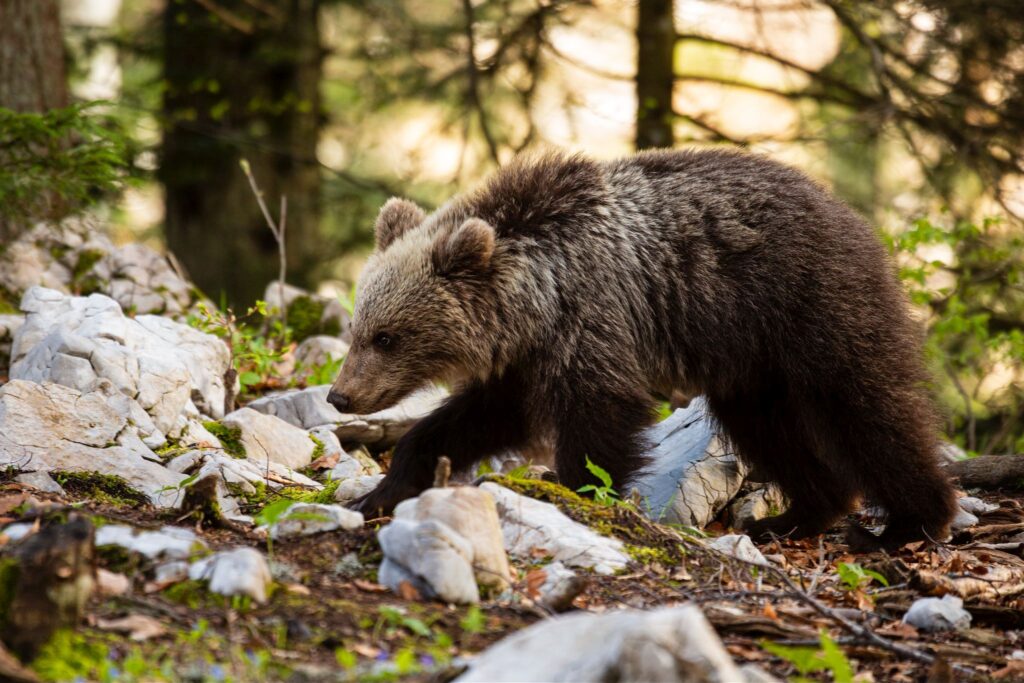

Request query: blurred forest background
[{"left": 1, "top": 0, "right": 1023, "bottom": 455}]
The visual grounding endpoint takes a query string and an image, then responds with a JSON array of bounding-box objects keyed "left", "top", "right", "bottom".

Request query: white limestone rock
[
  {"left": 266, "top": 502, "right": 364, "bottom": 539},
  {"left": 479, "top": 482, "right": 630, "bottom": 575},
  {"left": 221, "top": 407, "right": 317, "bottom": 471},
  {"left": 96, "top": 524, "right": 206, "bottom": 561},
  {"left": 631, "top": 398, "right": 747, "bottom": 528},
  {"left": 393, "top": 487, "right": 512, "bottom": 590},
  {"left": 189, "top": 547, "right": 272, "bottom": 603},
  {"left": 334, "top": 474, "right": 385, "bottom": 505},
  {"left": 378, "top": 518, "right": 479, "bottom": 604},
  {"left": 0, "top": 380, "right": 186, "bottom": 506},
  {"left": 903, "top": 595, "right": 972, "bottom": 632},
  {"left": 455, "top": 605, "right": 746, "bottom": 682},
  {"left": 295, "top": 335, "right": 349, "bottom": 371},
  {"left": 10, "top": 287, "right": 229, "bottom": 432},
  {"left": 707, "top": 534, "right": 770, "bottom": 567}
]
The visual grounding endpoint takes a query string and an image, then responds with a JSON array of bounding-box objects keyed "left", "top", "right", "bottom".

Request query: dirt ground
[{"left": 3, "top": 473, "right": 1024, "bottom": 682}]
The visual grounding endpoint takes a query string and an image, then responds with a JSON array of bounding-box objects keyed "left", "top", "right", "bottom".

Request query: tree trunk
[
  {"left": 0, "top": 0, "right": 69, "bottom": 242},
  {"left": 160, "top": 0, "right": 323, "bottom": 308},
  {"left": 0, "top": 0, "right": 67, "bottom": 113},
  {"left": 635, "top": 0, "right": 675, "bottom": 150}
]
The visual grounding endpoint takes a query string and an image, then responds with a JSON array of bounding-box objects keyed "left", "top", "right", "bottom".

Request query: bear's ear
[
  {"left": 431, "top": 218, "right": 495, "bottom": 279},
  {"left": 375, "top": 198, "right": 426, "bottom": 250}
]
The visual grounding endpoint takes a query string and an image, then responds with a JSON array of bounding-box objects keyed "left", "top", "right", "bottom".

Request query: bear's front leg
[{"left": 349, "top": 374, "right": 528, "bottom": 516}]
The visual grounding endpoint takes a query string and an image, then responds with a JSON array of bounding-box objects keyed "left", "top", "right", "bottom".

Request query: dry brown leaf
[
  {"left": 762, "top": 602, "right": 778, "bottom": 621},
  {"left": 525, "top": 568, "right": 546, "bottom": 600},
  {"left": 397, "top": 580, "right": 420, "bottom": 600},
  {"left": 97, "top": 614, "right": 168, "bottom": 641},
  {"left": 308, "top": 452, "right": 340, "bottom": 470},
  {"left": 353, "top": 579, "right": 389, "bottom": 593}
]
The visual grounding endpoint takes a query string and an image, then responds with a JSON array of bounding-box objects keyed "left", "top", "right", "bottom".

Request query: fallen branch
[{"left": 945, "top": 454, "right": 1024, "bottom": 489}]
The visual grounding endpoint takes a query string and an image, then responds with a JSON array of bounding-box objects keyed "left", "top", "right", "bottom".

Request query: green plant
[
  {"left": 836, "top": 562, "right": 889, "bottom": 592},
  {"left": 188, "top": 300, "right": 286, "bottom": 396},
  {"left": 762, "top": 630, "right": 854, "bottom": 683},
  {"left": 576, "top": 456, "right": 622, "bottom": 506},
  {"left": 0, "top": 103, "right": 136, "bottom": 226},
  {"left": 459, "top": 605, "right": 486, "bottom": 634},
  {"left": 305, "top": 352, "right": 345, "bottom": 387},
  {"left": 339, "top": 283, "right": 358, "bottom": 317}
]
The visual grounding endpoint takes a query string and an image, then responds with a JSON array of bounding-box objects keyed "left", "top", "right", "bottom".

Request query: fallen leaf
[
  {"left": 762, "top": 602, "right": 778, "bottom": 621},
  {"left": 397, "top": 580, "right": 420, "bottom": 600},
  {"left": 352, "top": 643, "right": 381, "bottom": 658},
  {"left": 993, "top": 660, "right": 1024, "bottom": 678},
  {"left": 309, "top": 452, "right": 340, "bottom": 471},
  {"left": 525, "top": 568, "right": 547, "bottom": 599},
  {"left": 354, "top": 579, "right": 389, "bottom": 593},
  {"left": 0, "top": 492, "right": 29, "bottom": 516},
  {"left": 97, "top": 615, "right": 167, "bottom": 641},
  {"left": 96, "top": 568, "right": 131, "bottom": 597}
]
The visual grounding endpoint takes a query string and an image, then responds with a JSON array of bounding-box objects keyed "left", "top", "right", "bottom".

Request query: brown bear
[{"left": 328, "top": 149, "right": 958, "bottom": 548}]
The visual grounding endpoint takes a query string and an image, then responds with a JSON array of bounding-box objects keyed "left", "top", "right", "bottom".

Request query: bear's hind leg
[{"left": 709, "top": 392, "right": 857, "bottom": 542}]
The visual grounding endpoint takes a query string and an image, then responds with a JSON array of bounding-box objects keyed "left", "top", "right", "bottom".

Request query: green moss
[
  {"left": 30, "top": 629, "right": 114, "bottom": 682},
  {"left": 286, "top": 295, "right": 327, "bottom": 342},
  {"left": 228, "top": 479, "right": 268, "bottom": 507},
  {"left": 52, "top": 471, "right": 149, "bottom": 507},
  {"left": 0, "top": 287, "right": 18, "bottom": 314},
  {"left": 203, "top": 421, "right": 246, "bottom": 458},
  {"left": 71, "top": 248, "right": 104, "bottom": 283},
  {"left": 163, "top": 579, "right": 228, "bottom": 609},
  {"left": 310, "top": 433, "right": 326, "bottom": 460},
  {"left": 278, "top": 478, "right": 341, "bottom": 505}
]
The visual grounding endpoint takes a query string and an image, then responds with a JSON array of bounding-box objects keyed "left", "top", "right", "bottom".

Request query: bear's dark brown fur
[{"left": 330, "top": 149, "right": 958, "bottom": 548}]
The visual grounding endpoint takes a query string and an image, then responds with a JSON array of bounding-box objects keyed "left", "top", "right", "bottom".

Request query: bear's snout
[{"left": 326, "top": 390, "right": 351, "bottom": 413}]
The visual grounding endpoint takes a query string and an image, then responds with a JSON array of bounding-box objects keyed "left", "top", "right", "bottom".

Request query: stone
[
  {"left": 333, "top": 386, "right": 448, "bottom": 448},
  {"left": 14, "top": 471, "right": 66, "bottom": 495},
  {"left": 0, "top": 380, "right": 186, "bottom": 506},
  {"left": 266, "top": 503, "right": 364, "bottom": 539},
  {"left": 295, "top": 335, "right": 349, "bottom": 371},
  {"left": 959, "top": 496, "right": 998, "bottom": 515},
  {"left": 455, "top": 605, "right": 745, "bottom": 682},
  {"left": 378, "top": 518, "right": 479, "bottom": 604},
  {"left": 221, "top": 407, "right": 317, "bottom": 470},
  {"left": 334, "top": 474, "right": 385, "bottom": 504},
  {"left": 479, "top": 482, "right": 630, "bottom": 575},
  {"left": 10, "top": 288, "right": 229, "bottom": 431},
  {"left": 189, "top": 547, "right": 272, "bottom": 603},
  {"left": 631, "top": 398, "right": 747, "bottom": 528},
  {"left": 950, "top": 508, "right": 979, "bottom": 532},
  {"left": 264, "top": 280, "right": 351, "bottom": 342},
  {"left": 246, "top": 385, "right": 344, "bottom": 430},
  {"left": 707, "top": 534, "right": 770, "bottom": 567},
  {"left": 96, "top": 568, "right": 131, "bottom": 597},
  {"left": 902, "top": 595, "right": 972, "bottom": 632},
  {"left": 728, "top": 486, "right": 784, "bottom": 530},
  {"left": 166, "top": 449, "right": 320, "bottom": 495},
  {"left": 393, "top": 487, "right": 512, "bottom": 590},
  {"left": 96, "top": 524, "right": 206, "bottom": 561}
]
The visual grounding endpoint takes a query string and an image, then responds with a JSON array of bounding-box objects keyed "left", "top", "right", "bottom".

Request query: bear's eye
[{"left": 373, "top": 332, "right": 393, "bottom": 349}]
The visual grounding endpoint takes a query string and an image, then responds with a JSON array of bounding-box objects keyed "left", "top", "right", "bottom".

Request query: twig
[
  {"left": 240, "top": 158, "right": 288, "bottom": 336},
  {"left": 460, "top": 0, "right": 500, "bottom": 165},
  {"left": 433, "top": 456, "right": 452, "bottom": 488}
]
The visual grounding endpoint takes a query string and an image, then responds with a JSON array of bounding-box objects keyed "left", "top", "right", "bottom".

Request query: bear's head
[{"left": 327, "top": 197, "right": 497, "bottom": 414}]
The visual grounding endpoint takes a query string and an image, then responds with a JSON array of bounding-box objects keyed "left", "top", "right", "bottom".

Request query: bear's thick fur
[{"left": 330, "top": 149, "right": 958, "bottom": 548}]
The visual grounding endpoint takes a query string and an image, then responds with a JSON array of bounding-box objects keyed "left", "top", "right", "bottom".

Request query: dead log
[
  {"left": 0, "top": 516, "right": 95, "bottom": 660},
  {"left": 945, "top": 454, "right": 1024, "bottom": 489}
]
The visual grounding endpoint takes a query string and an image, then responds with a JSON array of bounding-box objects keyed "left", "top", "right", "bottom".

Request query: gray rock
[
  {"left": 950, "top": 508, "right": 979, "bottom": 532},
  {"left": 295, "top": 335, "right": 349, "bottom": 372},
  {"left": 333, "top": 385, "right": 448, "bottom": 448},
  {"left": 631, "top": 398, "right": 747, "bottom": 528},
  {"left": 189, "top": 547, "right": 272, "bottom": 603},
  {"left": 393, "top": 487, "right": 512, "bottom": 591},
  {"left": 959, "top": 496, "right": 998, "bottom": 515},
  {"left": 902, "top": 595, "right": 972, "bottom": 632},
  {"left": 222, "top": 407, "right": 317, "bottom": 470},
  {"left": 14, "top": 470, "right": 65, "bottom": 495},
  {"left": 96, "top": 524, "right": 206, "bottom": 561},
  {"left": 707, "top": 534, "right": 770, "bottom": 567},
  {"left": 455, "top": 605, "right": 745, "bottom": 682},
  {"left": 264, "top": 280, "right": 351, "bottom": 341},
  {"left": 11, "top": 287, "right": 230, "bottom": 432},
  {"left": 334, "top": 474, "right": 385, "bottom": 504},
  {"left": 480, "top": 482, "right": 630, "bottom": 575},
  {"left": 378, "top": 518, "right": 479, "bottom": 604},
  {"left": 266, "top": 503, "right": 364, "bottom": 539},
  {"left": 0, "top": 380, "right": 186, "bottom": 506},
  {"left": 728, "top": 486, "right": 784, "bottom": 530},
  {"left": 246, "top": 385, "right": 344, "bottom": 430},
  {"left": 166, "top": 449, "right": 320, "bottom": 495}
]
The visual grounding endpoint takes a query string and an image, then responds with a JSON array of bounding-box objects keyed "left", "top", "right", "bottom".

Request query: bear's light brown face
[{"left": 328, "top": 198, "right": 496, "bottom": 415}]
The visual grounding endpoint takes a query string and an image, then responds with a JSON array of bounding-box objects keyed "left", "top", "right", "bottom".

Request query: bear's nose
[{"left": 327, "top": 390, "right": 351, "bottom": 412}]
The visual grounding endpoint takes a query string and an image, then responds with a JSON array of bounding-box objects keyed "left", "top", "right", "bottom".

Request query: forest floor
[{"left": 5, "top": 471, "right": 1024, "bottom": 682}]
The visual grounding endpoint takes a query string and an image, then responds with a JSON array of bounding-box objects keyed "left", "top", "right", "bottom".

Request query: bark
[
  {"left": 944, "top": 454, "right": 1024, "bottom": 489},
  {"left": 0, "top": 0, "right": 67, "bottom": 113},
  {"left": 160, "top": 0, "right": 323, "bottom": 308},
  {"left": 635, "top": 0, "right": 675, "bottom": 149}
]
